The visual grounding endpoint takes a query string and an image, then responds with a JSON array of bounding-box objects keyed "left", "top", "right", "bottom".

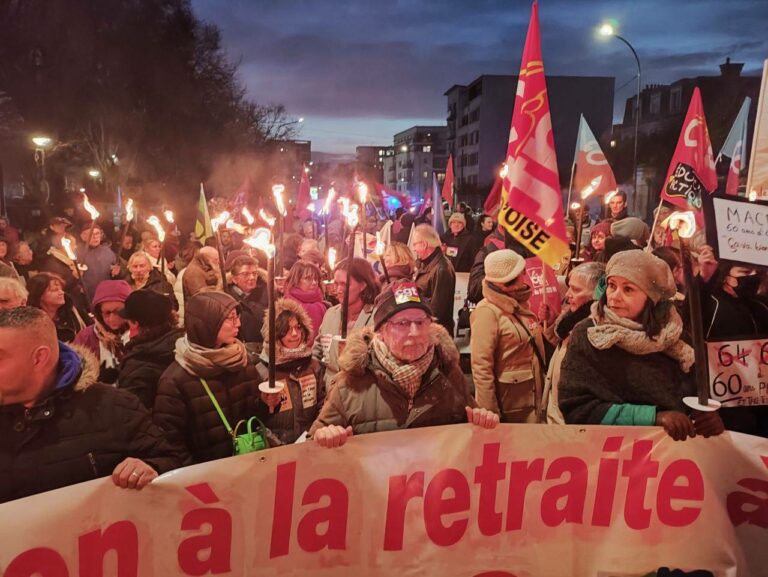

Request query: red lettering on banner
[
  {"left": 541, "top": 457, "right": 587, "bottom": 526},
  {"left": 727, "top": 455, "right": 768, "bottom": 528},
  {"left": 505, "top": 458, "right": 544, "bottom": 530},
  {"left": 383, "top": 472, "right": 425, "bottom": 551},
  {"left": 424, "top": 469, "right": 471, "bottom": 546},
  {"left": 4, "top": 547, "right": 69, "bottom": 577},
  {"left": 177, "top": 484, "right": 232, "bottom": 576},
  {"left": 296, "top": 478, "right": 349, "bottom": 552},
  {"left": 270, "top": 462, "right": 297, "bottom": 558},
  {"left": 656, "top": 460, "right": 704, "bottom": 527},
  {"left": 270, "top": 461, "right": 350, "bottom": 557},
  {"left": 79, "top": 521, "right": 138, "bottom": 577},
  {"left": 591, "top": 436, "right": 622, "bottom": 526},
  {"left": 474, "top": 443, "right": 506, "bottom": 536},
  {"left": 622, "top": 440, "right": 660, "bottom": 530}
]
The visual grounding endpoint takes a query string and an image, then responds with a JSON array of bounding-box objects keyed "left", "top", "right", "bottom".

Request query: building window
[
  {"left": 650, "top": 93, "right": 661, "bottom": 116},
  {"left": 670, "top": 88, "right": 682, "bottom": 113},
  {"left": 423, "top": 171, "right": 429, "bottom": 179},
  {"left": 423, "top": 145, "right": 431, "bottom": 152},
  {"left": 470, "top": 109, "right": 480, "bottom": 123}
]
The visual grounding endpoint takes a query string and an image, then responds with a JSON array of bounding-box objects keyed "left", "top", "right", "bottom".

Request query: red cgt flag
[
  {"left": 660, "top": 87, "right": 717, "bottom": 225},
  {"left": 498, "top": 1, "right": 569, "bottom": 268},
  {"left": 442, "top": 154, "right": 455, "bottom": 209},
  {"left": 574, "top": 114, "right": 617, "bottom": 199}
]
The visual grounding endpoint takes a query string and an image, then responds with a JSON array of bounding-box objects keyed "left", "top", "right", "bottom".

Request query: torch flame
[
  {"left": 663, "top": 211, "right": 697, "bottom": 239},
  {"left": 499, "top": 163, "right": 509, "bottom": 179},
  {"left": 322, "top": 187, "right": 336, "bottom": 215},
  {"left": 211, "top": 211, "right": 230, "bottom": 232},
  {"left": 604, "top": 190, "right": 618, "bottom": 205},
  {"left": 340, "top": 198, "right": 359, "bottom": 228},
  {"left": 241, "top": 207, "right": 255, "bottom": 225},
  {"left": 375, "top": 232, "right": 386, "bottom": 257},
  {"left": 125, "top": 198, "right": 134, "bottom": 222},
  {"left": 580, "top": 175, "right": 603, "bottom": 200},
  {"left": 272, "top": 184, "right": 286, "bottom": 217},
  {"left": 749, "top": 189, "right": 758, "bottom": 202},
  {"left": 82, "top": 194, "right": 100, "bottom": 221},
  {"left": 357, "top": 182, "right": 368, "bottom": 204},
  {"left": 61, "top": 237, "right": 77, "bottom": 261},
  {"left": 244, "top": 227, "right": 275, "bottom": 258},
  {"left": 226, "top": 219, "right": 247, "bottom": 234},
  {"left": 259, "top": 209, "right": 276, "bottom": 228},
  {"left": 328, "top": 248, "right": 337, "bottom": 271},
  {"left": 164, "top": 210, "right": 174, "bottom": 224},
  {"left": 146, "top": 215, "right": 166, "bottom": 242},
  {"left": 570, "top": 202, "right": 581, "bottom": 211}
]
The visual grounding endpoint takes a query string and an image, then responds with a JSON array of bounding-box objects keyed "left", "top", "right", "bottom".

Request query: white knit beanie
[
  {"left": 484, "top": 249, "right": 526, "bottom": 284},
  {"left": 448, "top": 212, "right": 466, "bottom": 226}
]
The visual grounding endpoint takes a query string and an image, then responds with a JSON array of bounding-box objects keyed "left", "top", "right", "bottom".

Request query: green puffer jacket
[{"left": 309, "top": 324, "right": 474, "bottom": 436}]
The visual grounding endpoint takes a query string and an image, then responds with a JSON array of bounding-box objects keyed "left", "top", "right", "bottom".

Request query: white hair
[{"left": 412, "top": 224, "right": 441, "bottom": 248}]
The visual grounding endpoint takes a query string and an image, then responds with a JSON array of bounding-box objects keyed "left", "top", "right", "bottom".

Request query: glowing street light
[{"left": 32, "top": 136, "right": 52, "bottom": 148}]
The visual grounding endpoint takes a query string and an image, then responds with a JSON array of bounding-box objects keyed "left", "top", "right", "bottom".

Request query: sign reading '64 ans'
[
  {"left": 711, "top": 196, "right": 768, "bottom": 267},
  {"left": 707, "top": 339, "right": 768, "bottom": 407}
]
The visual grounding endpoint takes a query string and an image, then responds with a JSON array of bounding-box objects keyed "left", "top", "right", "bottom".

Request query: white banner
[
  {"left": 1, "top": 425, "right": 767, "bottom": 576},
  {"left": 707, "top": 339, "right": 768, "bottom": 406}
]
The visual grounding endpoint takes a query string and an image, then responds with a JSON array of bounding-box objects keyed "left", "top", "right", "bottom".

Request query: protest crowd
[{"left": 0, "top": 172, "right": 765, "bottom": 505}]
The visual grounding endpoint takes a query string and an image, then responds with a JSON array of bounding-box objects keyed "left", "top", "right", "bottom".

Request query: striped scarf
[{"left": 371, "top": 335, "right": 434, "bottom": 400}]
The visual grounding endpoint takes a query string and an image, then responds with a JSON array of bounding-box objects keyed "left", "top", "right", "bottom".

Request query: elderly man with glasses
[
  {"left": 226, "top": 255, "right": 268, "bottom": 352},
  {"left": 310, "top": 281, "right": 498, "bottom": 447}
]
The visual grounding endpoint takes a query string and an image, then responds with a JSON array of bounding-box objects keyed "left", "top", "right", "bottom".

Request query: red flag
[
  {"left": 376, "top": 182, "right": 411, "bottom": 209},
  {"left": 574, "top": 114, "right": 618, "bottom": 199},
  {"left": 660, "top": 87, "right": 717, "bottom": 224},
  {"left": 442, "top": 154, "right": 455, "bottom": 209},
  {"left": 498, "top": 1, "right": 569, "bottom": 267},
  {"left": 296, "top": 168, "right": 312, "bottom": 220}
]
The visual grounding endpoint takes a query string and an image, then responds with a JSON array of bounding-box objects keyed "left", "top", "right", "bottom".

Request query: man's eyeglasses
[
  {"left": 235, "top": 271, "right": 258, "bottom": 278},
  {"left": 388, "top": 317, "right": 431, "bottom": 331}
]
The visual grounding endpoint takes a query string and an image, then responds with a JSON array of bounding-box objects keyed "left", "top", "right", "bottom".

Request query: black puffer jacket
[
  {"left": 118, "top": 327, "right": 184, "bottom": 409},
  {"left": 414, "top": 248, "right": 456, "bottom": 335},
  {"left": 441, "top": 229, "right": 479, "bottom": 273},
  {"left": 227, "top": 282, "right": 268, "bottom": 345},
  {"left": 0, "top": 343, "right": 184, "bottom": 503},
  {"left": 153, "top": 292, "right": 261, "bottom": 463}
]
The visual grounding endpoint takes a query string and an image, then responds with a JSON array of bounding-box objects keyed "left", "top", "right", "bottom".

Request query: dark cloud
[{"left": 192, "top": 0, "right": 768, "bottom": 150}]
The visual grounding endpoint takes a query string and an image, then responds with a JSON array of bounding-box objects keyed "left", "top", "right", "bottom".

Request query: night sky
[{"left": 192, "top": 0, "right": 768, "bottom": 154}]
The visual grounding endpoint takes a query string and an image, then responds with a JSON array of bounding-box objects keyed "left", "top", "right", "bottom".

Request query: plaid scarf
[{"left": 371, "top": 335, "right": 434, "bottom": 400}]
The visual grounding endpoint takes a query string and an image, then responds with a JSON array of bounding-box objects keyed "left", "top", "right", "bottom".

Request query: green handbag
[{"left": 200, "top": 378, "right": 268, "bottom": 455}]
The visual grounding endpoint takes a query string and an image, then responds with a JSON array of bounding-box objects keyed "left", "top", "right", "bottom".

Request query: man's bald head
[
  {"left": 0, "top": 307, "right": 60, "bottom": 406},
  {"left": 200, "top": 246, "right": 220, "bottom": 266}
]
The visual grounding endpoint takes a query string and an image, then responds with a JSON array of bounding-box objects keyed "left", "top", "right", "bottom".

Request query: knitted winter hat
[
  {"left": 605, "top": 250, "right": 676, "bottom": 304},
  {"left": 373, "top": 280, "right": 433, "bottom": 330},
  {"left": 484, "top": 249, "right": 526, "bottom": 284},
  {"left": 610, "top": 217, "right": 649, "bottom": 243},
  {"left": 590, "top": 220, "right": 612, "bottom": 238},
  {"left": 448, "top": 212, "right": 466, "bottom": 226}
]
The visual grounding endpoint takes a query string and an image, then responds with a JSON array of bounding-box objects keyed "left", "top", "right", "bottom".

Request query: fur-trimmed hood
[
  {"left": 63, "top": 343, "right": 100, "bottom": 392},
  {"left": 338, "top": 323, "right": 459, "bottom": 379},
  {"left": 261, "top": 297, "right": 314, "bottom": 344}
]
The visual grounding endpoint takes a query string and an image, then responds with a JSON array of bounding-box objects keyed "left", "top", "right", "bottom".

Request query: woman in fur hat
[
  {"left": 255, "top": 298, "right": 324, "bottom": 444},
  {"left": 559, "top": 250, "right": 723, "bottom": 440}
]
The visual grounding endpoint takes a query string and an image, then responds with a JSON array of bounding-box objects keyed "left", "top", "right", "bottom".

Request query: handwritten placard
[
  {"left": 711, "top": 196, "right": 768, "bottom": 267},
  {"left": 706, "top": 339, "right": 768, "bottom": 407}
]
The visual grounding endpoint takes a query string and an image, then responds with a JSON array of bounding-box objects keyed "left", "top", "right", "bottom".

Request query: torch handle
[
  {"left": 681, "top": 240, "right": 711, "bottom": 405},
  {"left": 268, "top": 255, "right": 276, "bottom": 388}
]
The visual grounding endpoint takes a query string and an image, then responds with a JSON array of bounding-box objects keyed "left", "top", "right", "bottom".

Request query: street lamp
[
  {"left": 31, "top": 135, "right": 53, "bottom": 205},
  {"left": 599, "top": 21, "right": 641, "bottom": 214}
]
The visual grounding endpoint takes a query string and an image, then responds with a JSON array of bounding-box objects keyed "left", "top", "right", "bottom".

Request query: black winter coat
[
  {"left": 118, "top": 328, "right": 184, "bottom": 409},
  {"left": 414, "top": 248, "right": 456, "bottom": 336},
  {"left": 559, "top": 319, "right": 693, "bottom": 425},
  {"left": 227, "top": 283, "right": 268, "bottom": 345},
  {"left": 0, "top": 345, "right": 184, "bottom": 503},
  {"left": 153, "top": 362, "right": 261, "bottom": 463},
  {"left": 441, "top": 229, "right": 479, "bottom": 273}
]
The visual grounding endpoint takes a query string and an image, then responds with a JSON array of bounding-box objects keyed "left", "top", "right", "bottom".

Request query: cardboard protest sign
[
  {"left": 707, "top": 338, "right": 768, "bottom": 406},
  {"left": 709, "top": 195, "right": 768, "bottom": 267}
]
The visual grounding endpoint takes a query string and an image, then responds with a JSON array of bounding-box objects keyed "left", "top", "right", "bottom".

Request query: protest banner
[
  {"left": 1, "top": 425, "right": 766, "bottom": 577},
  {"left": 709, "top": 195, "right": 768, "bottom": 267},
  {"left": 707, "top": 338, "right": 768, "bottom": 407}
]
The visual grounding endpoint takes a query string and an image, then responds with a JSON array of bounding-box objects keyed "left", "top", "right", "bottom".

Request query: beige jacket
[{"left": 470, "top": 281, "right": 545, "bottom": 423}]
